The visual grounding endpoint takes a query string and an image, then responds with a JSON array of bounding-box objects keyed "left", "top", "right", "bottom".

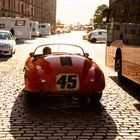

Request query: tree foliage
[{"left": 93, "top": 4, "right": 108, "bottom": 28}]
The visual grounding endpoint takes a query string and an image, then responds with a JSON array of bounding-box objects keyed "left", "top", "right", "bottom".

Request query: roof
[
  {"left": 93, "top": 29, "right": 107, "bottom": 32},
  {"left": 0, "top": 30, "right": 10, "bottom": 33}
]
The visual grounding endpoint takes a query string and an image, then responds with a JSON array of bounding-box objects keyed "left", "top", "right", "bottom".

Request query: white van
[
  {"left": 30, "top": 21, "right": 40, "bottom": 37},
  {"left": 0, "top": 17, "right": 31, "bottom": 39},
  {"left": 39, "top": 23, "right": 51, "bottom": 36}
]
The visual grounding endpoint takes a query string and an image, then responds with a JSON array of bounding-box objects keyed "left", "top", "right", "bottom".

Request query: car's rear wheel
[
  {"left": 13, "top": 48, "right": 16, "bottom": 54},
  {"left": 9, "top": 49, "right": 13, "bottom": 57},
  {"left": 24, "top": 89, "right": 40, "bottom": 104},
  {"left": 91, "top": 38, "right": 97, "bottom": 43},
  {"left": 90, "top": 92, "right": 102, "bottom": 104},
  {"left": 80, "top": 94, "right": 90, "bottom": 107},
  {"left": 115, "top": 53, "right": 124, "bottom": 82},
  {"left": 80, "top": 92, "right": 102, "bottom": 107}
]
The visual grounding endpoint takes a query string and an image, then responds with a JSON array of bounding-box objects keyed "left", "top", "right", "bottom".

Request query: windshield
[
  {"left": 0, "top": 32, "right": 11, "bottom": 40},
  {"left": 34, "top": 43, "right": 85, "bottom": 56}
]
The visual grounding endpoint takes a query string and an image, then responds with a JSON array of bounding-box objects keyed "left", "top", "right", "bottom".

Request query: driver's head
[{"left": 43, "top": 47, "right": 51, "bottom": 55}]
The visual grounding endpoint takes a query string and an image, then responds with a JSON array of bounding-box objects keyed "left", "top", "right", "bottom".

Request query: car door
[
  {"left": 98, "top": 31, "right": 104, "bottom": 41},
  {"left": 99, "top": 31, "right": 106, "bottom": 41}
]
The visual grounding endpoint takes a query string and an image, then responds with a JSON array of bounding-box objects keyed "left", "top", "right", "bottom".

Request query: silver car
[
  {"left": 88, "top": 29, "right": 107, "bottom": 43},
  {"left": 0, "top": 30, "right": 16, "bottom": 57}
]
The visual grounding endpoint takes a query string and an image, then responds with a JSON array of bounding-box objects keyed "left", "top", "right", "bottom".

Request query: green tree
[{"left": 93, "top": 4, "right": 108, "bottom": 29}]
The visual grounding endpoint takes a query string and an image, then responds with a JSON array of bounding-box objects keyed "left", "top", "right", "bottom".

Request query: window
[
  {"left": 41, "top": 25, "right": 45, "bottom": 28},
  {"left": 15, "top": 20, "right": 25, "bottom": 26},
  {"left": 102, "top": 31, "right": 107, "bottom": 35},
  {"left": 0, "top": 24, "right": 5, "bottom": 29}
]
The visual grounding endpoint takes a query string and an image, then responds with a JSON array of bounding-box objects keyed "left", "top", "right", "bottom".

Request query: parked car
[
  {"left": 23, "top": 43, "right": 105, "bottom": 105},
  {"left": 0, "top": 30, "right": 16, "bottom": 57},
  {"left": 84, "top": 29, "right": 107, "bottom": 43},
  {"left": 55, "top": 28, "right": 63, "bottom": 34}
]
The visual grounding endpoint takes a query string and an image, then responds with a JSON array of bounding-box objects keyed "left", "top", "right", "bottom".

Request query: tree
[{"left": 93, "top": 4, "right": 108, "bottom": 29}]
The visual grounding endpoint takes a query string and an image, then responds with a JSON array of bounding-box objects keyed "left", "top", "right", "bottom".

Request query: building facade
[
  {"left": 109, "top": 0, "right": 140, "bottom": 24},
  {"left": 0, "top": 0, "right": 56, "bottom": 26}
]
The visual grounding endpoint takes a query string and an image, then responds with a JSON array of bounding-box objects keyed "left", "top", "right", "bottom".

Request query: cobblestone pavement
[{"left": 0, "top": 32, "right": 140, "bottom": 140}]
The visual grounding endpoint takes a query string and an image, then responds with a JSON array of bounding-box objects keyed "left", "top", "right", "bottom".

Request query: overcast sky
[{"left": 56, "top": 0, "right": 109, "bottom": 25}]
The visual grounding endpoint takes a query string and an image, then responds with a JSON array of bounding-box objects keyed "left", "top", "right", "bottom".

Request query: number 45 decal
[{"left": 56, "top": 74, "right": 79, "bottom": 90}]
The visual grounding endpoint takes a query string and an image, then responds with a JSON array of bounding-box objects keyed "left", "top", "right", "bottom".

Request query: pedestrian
[{"left": 10, "top": 28, "right": 15, "bottom": 36}]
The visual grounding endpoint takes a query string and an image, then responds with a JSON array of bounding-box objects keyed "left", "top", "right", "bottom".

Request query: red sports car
[{"left": 23, "top": 43, "right": 105, "bottom": 105}]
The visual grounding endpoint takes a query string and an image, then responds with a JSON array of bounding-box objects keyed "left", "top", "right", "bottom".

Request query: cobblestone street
[{"left": 0, "top": 32, "right": 140, "bottom": 140}]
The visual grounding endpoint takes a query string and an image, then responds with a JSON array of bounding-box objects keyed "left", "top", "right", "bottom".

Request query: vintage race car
[{"left": 23, "top": 43, "right": 105, "bottom": 104}]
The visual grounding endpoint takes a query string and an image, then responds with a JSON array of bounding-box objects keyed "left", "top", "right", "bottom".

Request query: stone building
[
  {"left": 0, "top": 0, "right": 56, "bottom": 26},
  {"left": 109, "top": 0, "right": 140, "bottom": 23}
]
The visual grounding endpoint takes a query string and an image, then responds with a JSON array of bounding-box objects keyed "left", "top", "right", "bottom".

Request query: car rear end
[{"left": 24, "top": 54, "right": 103, "bottom": 95}]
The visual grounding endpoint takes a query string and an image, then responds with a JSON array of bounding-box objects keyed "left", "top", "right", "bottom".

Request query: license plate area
[{"left": 56, "top": 74, "right": 79, "bottom": 91}]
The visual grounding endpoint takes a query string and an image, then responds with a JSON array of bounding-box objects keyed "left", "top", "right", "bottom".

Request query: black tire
[
  {"left": 9, "top": 49, "right": 13, "bottom": 57},
  {"left": 90, "top": 92, "right": 102, "bottom": 104},
  {"left": 13, "top": 48, "right": 16, "bottom": 54},
  {"left": 24, "top": 90, "right": 40, "bottom": 104},
  {"left": 80, "top": 94, "right": 90, "bottom": 107},
  {"left": 91, "top": 38, "right": 96, "bottom": 43},
  {"left": 115, "top": 53, "right": 123, "bottom": 82}
]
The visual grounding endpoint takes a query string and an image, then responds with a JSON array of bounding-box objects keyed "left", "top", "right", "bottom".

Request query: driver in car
[{"left": 43, "top": 47, "right": 51, "bottom": 55}]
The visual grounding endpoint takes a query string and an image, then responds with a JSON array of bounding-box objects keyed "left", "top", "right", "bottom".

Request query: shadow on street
[
  {"left": 109, "top": 76, "right": 140, "bottom": 100},
  {"left": 110, "top": 76, "right": 140, "bottom": 111},
  {"left": 10, "top": 91, "right": 117, "bottom": 140}
]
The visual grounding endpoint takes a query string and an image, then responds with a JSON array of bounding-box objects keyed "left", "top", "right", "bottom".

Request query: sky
[{"left": 56, "top": 0, "right": 109, "bottom": 25}]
